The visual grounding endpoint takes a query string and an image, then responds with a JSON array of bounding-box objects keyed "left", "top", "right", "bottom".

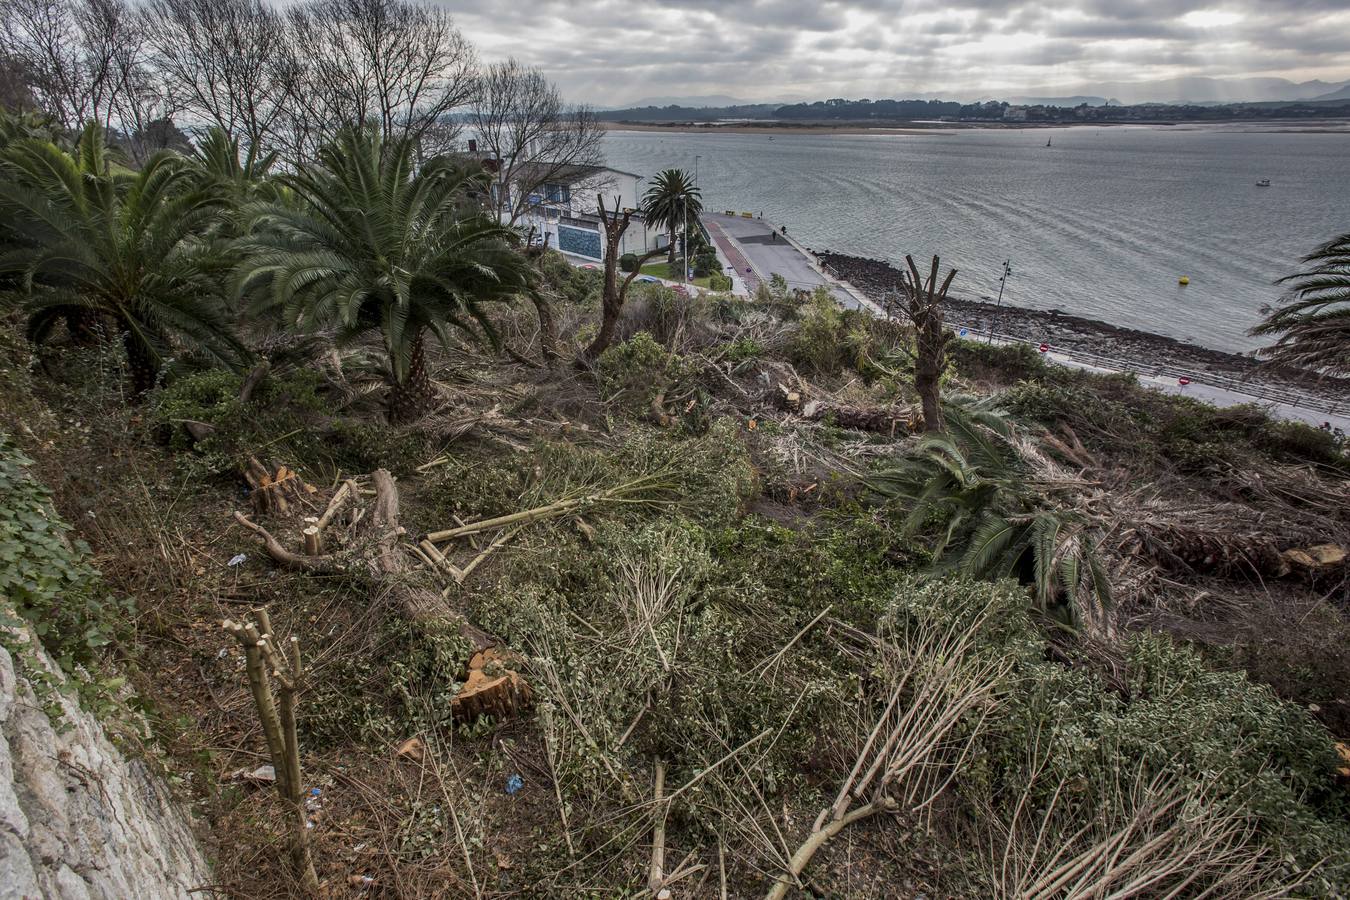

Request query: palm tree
[
  {"left": 642, "top": 168, "right": 702, "bottom": 275},
  {"left": 870, "top": 399, "right": 1111, "bottom": 627},
  {"left": 189, "top": 127, "right": 280, "bottom": 202},
  {"left": 1251, "top": 232, "right": 1350, "bottom": 376},
  {"left": 0, "top": 123, "right": 245, "bottom": 392},
  {"left": 235, "top": 127, "right": 532, "bottom": 424}
]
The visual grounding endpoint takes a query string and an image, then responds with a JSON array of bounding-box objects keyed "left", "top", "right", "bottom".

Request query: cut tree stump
[
  {"left": 244, "top": 457, "right": 316, "bottom": 515},
  {"left": 451, "top": 647, "right": 532, "bottom": 722},
  {"left": 1282, "top": 544, "right": 1346, "bottom": 573}
]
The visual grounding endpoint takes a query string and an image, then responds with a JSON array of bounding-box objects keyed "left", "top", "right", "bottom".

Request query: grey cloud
[{"left": 437, "top": 0, "right": 1350, "bottom": 105}]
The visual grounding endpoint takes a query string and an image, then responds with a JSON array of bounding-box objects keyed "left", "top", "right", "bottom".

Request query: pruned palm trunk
[
  {"left": 915, "top": 351, "right": 944, "bottom": 432},
  {"left": 667, "top": 228, "right": 676, "bottom": 266},
  {"left": 386, "top": 331, "right": 437, "bottom": 424},
  {"left": 122, "top": 329, "right": 160, "bottom": 396},
  {"left": 531, "top": 291, "right": 560, "bottom": 363},
  {"left": 65, "top": 308, "right": 106, "bottom": 346}
]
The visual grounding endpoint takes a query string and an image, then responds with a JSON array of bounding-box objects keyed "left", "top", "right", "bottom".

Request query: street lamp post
[{"left": 989, "top": 259, "right": 1012, "bottom": 343}]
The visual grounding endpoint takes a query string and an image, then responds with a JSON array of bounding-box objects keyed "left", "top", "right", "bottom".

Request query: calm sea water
[{"left": 603, "top": 126, "right": 1350, "bottom": 352}]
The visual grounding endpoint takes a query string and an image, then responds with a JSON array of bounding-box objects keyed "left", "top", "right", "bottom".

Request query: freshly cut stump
[{"left": 452, "top": 647, "right": 532, "bottom": 722}]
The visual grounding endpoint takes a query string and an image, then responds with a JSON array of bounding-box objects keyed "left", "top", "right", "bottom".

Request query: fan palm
[
  {"left": 642, "top": 168, "right": 702, "bottom": 270},
  {"left": 0, "top": 123, "right": 244, "bottom": 392},
  {"left": 1251, "top": 232, "right": 1350, "bottom": 376},
  {"left": 234, "top": 127, "right": 532, "bottom": 424},
  {"left": 870, "top": 399, "right": 1111, "bottom": 627}
]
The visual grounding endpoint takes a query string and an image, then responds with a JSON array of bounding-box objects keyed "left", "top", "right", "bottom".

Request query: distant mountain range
[
  {"left": 604, "top": 94, "right": 781, "bottom": 110},
  {"left": 602, "top": 76, "right": 1350, "bottom": 111},
  {"left": 1311, "top": 83, "right": 1350, "bottom": 102},
  {"left": 1034, "top": 76, "right": 1350, "bottom": 105}
]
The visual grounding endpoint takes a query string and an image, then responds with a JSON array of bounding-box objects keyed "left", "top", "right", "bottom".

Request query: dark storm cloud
[{"left": 440, "top": 0, "right": 1350, "bottom": 104}]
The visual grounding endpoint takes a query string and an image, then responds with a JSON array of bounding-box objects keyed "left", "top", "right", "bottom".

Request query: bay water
[{"left": 603, "top": 125, "right": 1350, "bottom": 352}]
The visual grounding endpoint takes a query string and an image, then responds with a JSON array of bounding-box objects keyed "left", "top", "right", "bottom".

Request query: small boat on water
[{"left": 1256, "top": 179, "right": 1271, "bottom": 187}]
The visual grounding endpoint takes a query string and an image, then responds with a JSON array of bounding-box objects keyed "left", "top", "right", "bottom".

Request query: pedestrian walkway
[
  {"left": 703, "top": 217, "right": 760, "bottom": 295},
  {"left": 701, "top": 213, "right": 881, "bottom": 312}
]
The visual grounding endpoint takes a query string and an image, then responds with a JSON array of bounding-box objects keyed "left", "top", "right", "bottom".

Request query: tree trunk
[
  {"left": 386, "top": 331, "right": 436, "bottom": 424},
  {"left": 531, "top": 291, "right": 560, "bottom": 363},
  {"left": 122, "top": 329, "right": 159, "bottom": 396},
  {"left": 586, "top": 258, "right": 623, "bottom": 360},
  {"left": 585, "top": 197, "right": 668, "bottom": 360},
  {"left": 65, "top": 308, "right": 105, "bottom": 346},
  {"left": 586, "top": 197, "right": 636, "bottom": 360},
  {"left": 915, "top": 358, "right": 944, "bottom": 432},
  {"left": 901, "top": 255, "right": 957, "bottom": 433},
  {"left": 667, "top": 227, "right": 676, "bottom": 266}
]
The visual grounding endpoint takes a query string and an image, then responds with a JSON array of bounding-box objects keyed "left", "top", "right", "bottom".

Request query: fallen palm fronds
[{"left": 1120, "top": 515, "right": 1289, "bottom": 580}]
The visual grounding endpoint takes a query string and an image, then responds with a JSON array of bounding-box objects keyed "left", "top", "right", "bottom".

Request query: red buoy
[{"left": 1038, "top": 343, "right": 1049, "bottom": 353}]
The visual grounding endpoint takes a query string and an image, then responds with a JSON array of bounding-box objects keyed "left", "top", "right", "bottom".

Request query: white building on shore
[{"left": 498, "top": 164, "right": 666, "bottom": 262}]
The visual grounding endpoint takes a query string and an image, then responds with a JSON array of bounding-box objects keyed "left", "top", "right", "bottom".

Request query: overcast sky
[{"left": 444, "top": 0, "right": 1350, "bottom": 105}]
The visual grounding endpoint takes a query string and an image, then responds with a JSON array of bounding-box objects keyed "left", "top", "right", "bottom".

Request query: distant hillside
[
  {"left": 1000, "top": 95, "right": 1116, "bottom": 107},
  {"left": 1059, "top": 76, "right": 1350, "bottom": 105},
  {"left": 595, "top": 103, "right": 780, "bottom": 123},
  {"left": 1312, "top": 84, "right": 1350, "bottom": 102},
  {"left": 610, "top": 94, "right": 778, "bottom": 109}
]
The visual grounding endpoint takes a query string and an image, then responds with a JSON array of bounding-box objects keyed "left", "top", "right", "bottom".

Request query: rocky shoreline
[{"left": 817, "top": 251, "right": 1350, "bottom": 407}]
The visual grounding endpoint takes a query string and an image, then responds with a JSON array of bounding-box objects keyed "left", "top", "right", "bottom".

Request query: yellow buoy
[{"left": 1178, "top": 276, "right": 1190, "bottom": 285}]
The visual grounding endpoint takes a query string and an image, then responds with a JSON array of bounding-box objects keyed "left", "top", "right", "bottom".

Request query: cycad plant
[
  {"left": 870, "top": 399, "right": 1111, "bottom": 626},
  {"left": 0, "top": 123, "right": 244, "bottom": 392},
  {"left": 642, "top": 168, "right": 702, "bottom": 272},
  {"left": 189, "top": 127, "right": 280, "bottom": 205},
  {"left": 235, "top": 127, "right": 532, "bottom": 424},
  {"left": 1251, "top": 232, "right": 1350, "bottom": 376}
]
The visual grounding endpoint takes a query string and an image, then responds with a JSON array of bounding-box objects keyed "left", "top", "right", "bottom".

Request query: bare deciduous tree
[
  {"left": 471, "top": 58, "right": 603, "bottom": 225},
  {"left": 140, "top": 0, "right": 292, "bottom": 155},
  {"left": 1, "top": 0, "right": 140, "bottom": 132},
  {"left": 284, "top": 0, "right": 475, "bottom": 160}
]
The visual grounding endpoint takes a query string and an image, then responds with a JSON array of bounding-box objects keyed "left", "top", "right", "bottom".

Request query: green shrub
[
  {"left": 417, "top": 420, "right": 757, "bottom": 538},
  {"left": 0, "top": 435, "right": 130, "bottom": 676},
  {"left": 948, "top": 337, "right": 1048, "bottom": 384},
  {"left": 708, "top": 272, "right": 732, "bottom": 291},
  {"left": 900, "top": 581, "right": 1350, "bottom": 891},
  {"left": 301, "top": 612, "right": 475, "bottom": 747},
  {"left": 1259, "top": 419, "right": 1346, "bottom": 468},
  {"left": 789, "top": 287, "right": 874, "bottom": 375},
  {"left": 538, "top": 249, "right": 602, "bottom": 305},
  {"left": 619, "top": 252, "right": 638, "bottom": 272},
  {"left": 597, "top": 331, "right": 696, "bottom": 411},
  {"left": 693, "top": 248, "right": 718, "bottom": 278},
  {"left": 719, "top": 335, "right": 764, "bottom": 367},
  {"left": 149, "top": 367, "right": 337, "bottom": 476}
]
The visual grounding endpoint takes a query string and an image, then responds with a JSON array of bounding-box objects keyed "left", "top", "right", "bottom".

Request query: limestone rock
[{"left": 0, "top": 634, "right": 211, "bottom": 899}]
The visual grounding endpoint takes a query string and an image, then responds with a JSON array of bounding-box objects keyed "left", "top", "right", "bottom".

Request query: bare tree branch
[{"left": 470, "top": 57, "right": 604, "bottom": 225}]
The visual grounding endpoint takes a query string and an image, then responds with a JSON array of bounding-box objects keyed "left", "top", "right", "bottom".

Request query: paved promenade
[{"left": 703, "top": 213, "right": 880, "bottom": 312}]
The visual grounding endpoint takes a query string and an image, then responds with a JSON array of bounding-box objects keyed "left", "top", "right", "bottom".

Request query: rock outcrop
[{"left": 0, "top": 635, "right": 210, "bottom": 899}]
